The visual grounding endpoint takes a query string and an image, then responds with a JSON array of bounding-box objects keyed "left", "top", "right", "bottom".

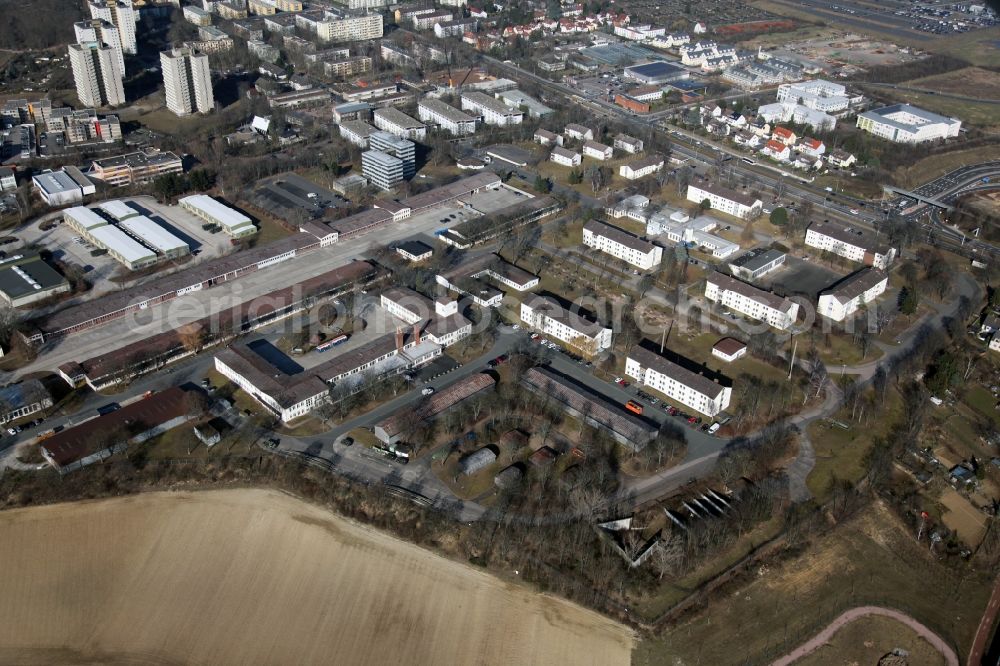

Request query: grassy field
[
  {"left": 806, "top": 387, "right": 902, "bottom": 502},
  {"left": 807, "top": 330, "right": 884, "bottom": 368},
  {"left": 634, "top": 500, "right": 992, "bottom": 665},
  {"left": 893, "top": 143, "right": 1000, "bottom": 188},
  {"left": 796, "top": 613, "right": 948, "bottom": 666},
  {"left": 908, "top": 67, "right": 1000, "bottom": 100},
  {"left": 964, "top": 385, "right": 1000, "bottom": 427},
  {"left": 927, "top": 25, "right": 1000, "bottom": 68},
  {"left": 254, "top": 216, "right": 294, "bottom": 246},
  {"left": 0, "top": 489, "right": 634, "bottom": 666}
]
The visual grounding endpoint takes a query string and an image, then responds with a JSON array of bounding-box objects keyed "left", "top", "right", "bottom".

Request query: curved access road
[{"left": 770, "top": 605, "right": 958, "bottom": 666}]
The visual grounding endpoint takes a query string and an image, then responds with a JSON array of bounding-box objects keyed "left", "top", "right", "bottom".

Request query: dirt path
[{"left": 771, "top": 606, "right": 959, "bottom": 666}]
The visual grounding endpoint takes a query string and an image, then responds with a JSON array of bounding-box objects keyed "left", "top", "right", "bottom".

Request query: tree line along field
[{"left": 0, "top": 489, "right": 634, "bottom": 666}]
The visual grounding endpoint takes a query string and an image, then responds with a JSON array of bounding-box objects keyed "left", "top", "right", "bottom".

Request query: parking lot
[
  {"left": 408, "top": 201, "right": 475, "bottom": 231},
  {"left": 250, "top": 173, "right": 349, "bottom": 221},
  {"left": 16, "top": 215, "right": 123, "bottom": 295},
  {"left": 763, "top": 256, "right": 843, "bottom": 301},
  {"left": 459, "top": 185, "right": 528, "bottom": 215},
  {"left": 131, "top": 197, "right": 236, "bottom": 259},
  {"left": 12, "top": 196, "right": 238, "bottom": 299}
]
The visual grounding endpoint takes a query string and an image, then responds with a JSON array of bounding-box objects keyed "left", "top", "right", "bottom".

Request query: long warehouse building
[
  {"left": 26, "top": 227, "right": 335, "bottom": 343},
  {"left": 179, "top": 194, "right": 258, "bottom": 238},
  {"left": 63, "top": 206, "right": 158, "bottom": 270},
  {"left": 119, "top": 216, "right": 189, "bottom": 259}
]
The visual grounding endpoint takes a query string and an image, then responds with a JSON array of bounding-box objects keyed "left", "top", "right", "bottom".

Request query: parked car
[
  {"left": 708, "top": 423, "right": 721, "bottom": 434},
  {"left": 421, "top": 387, "right": 435, "bottom": 396},
  {"left": 341, "top": 436, "right": 354, "bottom": 447}
]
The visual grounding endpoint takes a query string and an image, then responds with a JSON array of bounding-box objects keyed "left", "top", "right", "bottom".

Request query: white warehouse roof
[
  {"left": 98, "top": 199, "right": 139, "bottom": 221},
  {"left": 120, "top": 216, "right": 188, "bottom": 254},
  {"left": 64, "top": 206, "right": 109, "bottom": 231},
  {"left": 89, "top": 225, "right": 157, "bottom": 265},
  {"left": 179, "top": 195, "right": 254, "bottom": 234},
  {"left": 33, "top": 171, "right": 82, "bottom": 197}
]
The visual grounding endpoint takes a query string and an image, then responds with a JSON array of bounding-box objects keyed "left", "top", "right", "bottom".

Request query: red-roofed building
[
  {"left": 40, "top": 387, "right": 198, "bottom": 473},
  {"left": 799, "top": 137, "right": 826, "bottom": 157},
  {"left": 771, "top": 126, "right": 797, "bottom": 145},
  {"left": 762, "top": 139, "right": 790, "bottom": 161}
]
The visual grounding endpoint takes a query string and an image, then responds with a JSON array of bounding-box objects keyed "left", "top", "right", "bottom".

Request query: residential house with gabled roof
[
  {"left": 762, "top": 139, "right": 790, "bottom": 161},
  {"left": 827, "top": 149, "right": 856, "bottom": 168},
  {"left": 771, "top": 126, "right": 797, "bottom": 145},
  {"left": 799, "top": 137, "right": 826, "bottom": 156}
]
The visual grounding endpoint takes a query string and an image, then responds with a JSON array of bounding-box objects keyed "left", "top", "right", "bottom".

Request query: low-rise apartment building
[
  {"left": 417, "top": 97, "right": 476, "bottom": 135},
  {"left": 614, "top": 133, "right": 643, "bottom": 154},
  {"left": 550, "top": 146, "right": 581, "bottom": 167},
  {"left": 564, "top": 123, "right": 592, "bottom": 141},
  {"left": 582, "top": 220, "right": 662, "bottom": 270},
  {"left": 338, "top": 119, "right": 376, "bottom": 147},
  {"left": 805, "top": 220, "right": 896, "bottom": 269},
  {"left": 817, "top": 267, "right": 888, "bottom": 322},
  {"left": 373, "top": 106, "right": 427, "bottom": 140},
  {"left": 776, "top": 79, "right": 854, "bottom": 112},
  {"left": 619, "top": 154, "right": 664, "bottom": 180},
  {"left": 520, "top": 294, "right": 612, "bottom": 354},
  {"left": 705, "top": 272, "right": 798, "bottom": 330},
  {"left": 686, "top": 181, "right": 762, "bottom": 220},
  {"left": 534, "top": 128, "right": 562, "bottom": 146},
  {"left": 460, "top": 91, "right": 523, "bottom": 125},
  {"left": 582, "top": 140, "right": 612, "bottom": 160},
  {"left": 625, "top": 346, "right": 731, "bottom": 417}
]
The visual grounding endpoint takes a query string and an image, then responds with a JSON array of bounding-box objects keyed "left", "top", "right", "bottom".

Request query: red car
[
  {"left": 616, "top": 379, "right": 629, "bottom": 387},
  {"left": 667, "top": 406, "right": 678, "bottom": 416},
  {"left": 687, "top": 416, "right": 698, "bottom": 424}
]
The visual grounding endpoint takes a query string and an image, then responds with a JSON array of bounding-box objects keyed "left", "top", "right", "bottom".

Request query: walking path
[
  {"left": 968, "top": 573, "right": 1000, "bottom": 666},
  {"left": 771, "top": 605, "right": 959, "bottom": 666}
]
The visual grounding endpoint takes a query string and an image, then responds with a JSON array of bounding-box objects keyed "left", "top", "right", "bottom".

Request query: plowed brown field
[{"left": 0, "top": 489, "right": 633, "bottom": 666}]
